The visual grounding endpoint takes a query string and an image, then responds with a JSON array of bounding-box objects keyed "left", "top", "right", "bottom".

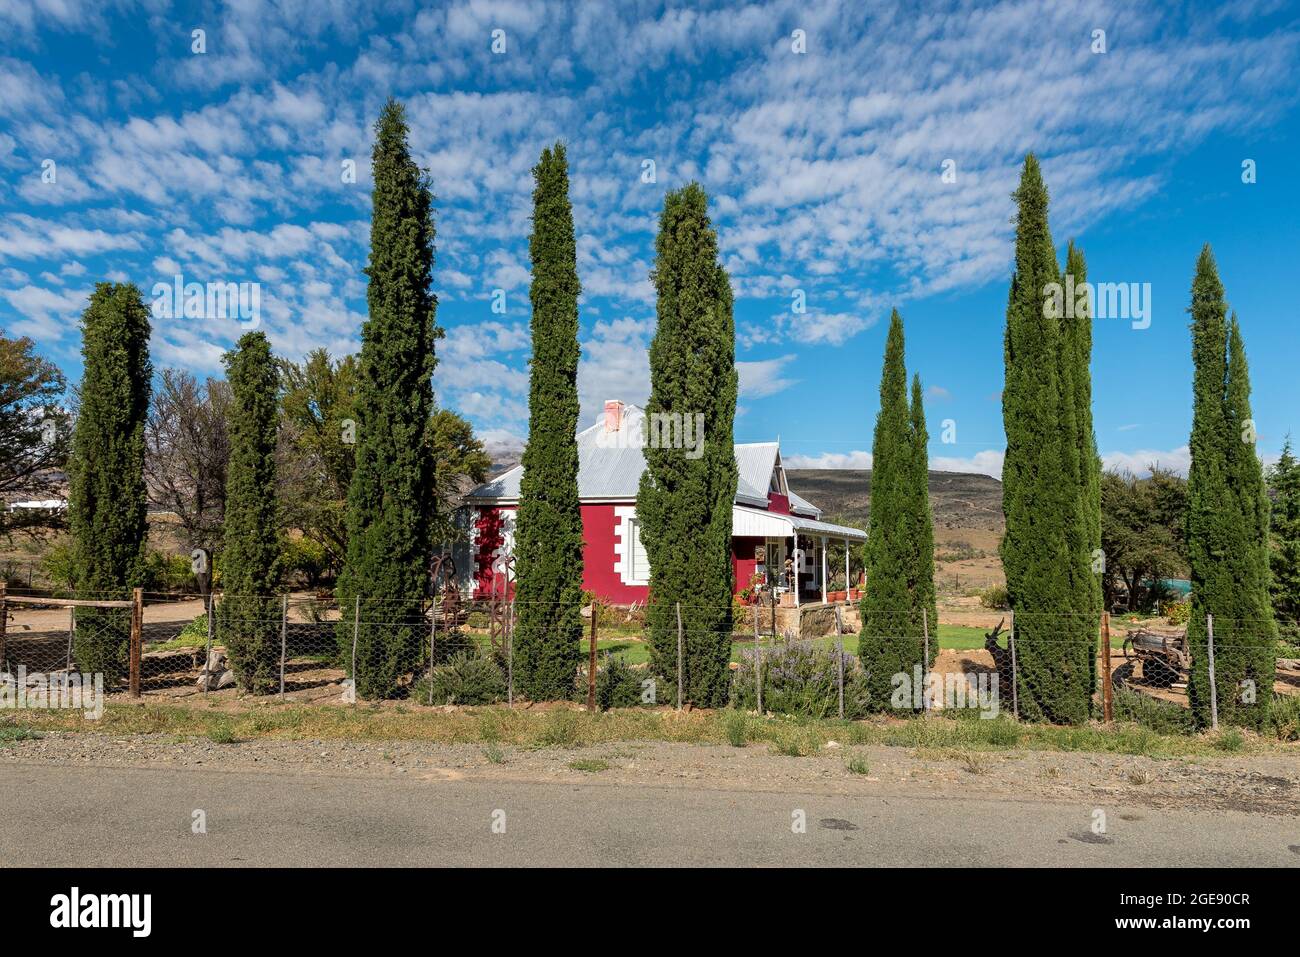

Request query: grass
[
  {"left": 846, "top": 754, "right": 870, "bottom": 775},
  {"left": 2, "top": 699, "right": 1295, "bottom": 759},
  {"left": 567, "top": 758, "right": 611, "bottom": 772}
]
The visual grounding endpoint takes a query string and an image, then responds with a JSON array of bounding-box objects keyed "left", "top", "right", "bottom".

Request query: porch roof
[{"left": 732, "top": 505, "right": 866, "bottom": 542}]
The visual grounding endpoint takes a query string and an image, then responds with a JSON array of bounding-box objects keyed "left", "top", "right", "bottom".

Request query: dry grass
[{"left": 2, "top": 698, "right": 1295, "bottom": 760}]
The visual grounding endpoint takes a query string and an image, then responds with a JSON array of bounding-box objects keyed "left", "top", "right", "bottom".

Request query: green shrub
[
  {"left": 140, "top": 551, "right": 197, "bottom": 593},
  {"left": 594, "top": 654, "right": 645, "bottom": 711},
  {"left": 1269, "top": 693, "right": 1300, "bottom": 742},
  {"left": 411, "top": 650, "right": 505, "bottom": 706},
  {"left": 979, "top": 585, "right": 1010, "bottom": 610},
  {"left": 279, "top": 537, "right": 329, "bottom": 588},
  {"left": 723, "top": 710, "right": 749, "bottom": 747},
  {"left": 41, "top": 543, "right": 76, "bottom": 590},
  {"left": 1213, "top": 729, "right": 1244, "bottom": 752},
  {"left": 430, "top": 629, "right": 480, "bottom": 666},
  {"left": 1164, "top": 598, "right": 1191, "bottom": 626},
  {"left": 1113, "top": 686, "right": 1196, "bottom": 735},
  {"left": 846, "top": 754, "right": 870, "bottom": 775}
]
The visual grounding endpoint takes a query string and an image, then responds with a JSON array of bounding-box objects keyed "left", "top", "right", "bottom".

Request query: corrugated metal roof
[{"left": 466, "top": 404, "right": 830, "bottom": 519}]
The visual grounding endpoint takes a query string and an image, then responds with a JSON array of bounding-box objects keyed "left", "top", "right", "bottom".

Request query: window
[{"left": 627, "top": 518, "right": 650, "bottom": 585}]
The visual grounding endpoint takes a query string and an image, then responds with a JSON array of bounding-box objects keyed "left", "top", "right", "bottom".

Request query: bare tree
[
  {"left": 144, "top": 369, "right": 231, "bottom": 592},
  {"left": 0, "top": 333, "right": 70, "bottom": 539}
]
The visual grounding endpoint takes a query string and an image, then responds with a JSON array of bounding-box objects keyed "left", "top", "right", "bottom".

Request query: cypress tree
[
  {"left": 859, "top": 313, "right": 931, "bottom": 706},
  {"left": 336, "top": 99, "right": 439, "bottom": 699},
  {"left": 637, "top": 183, "right": 738, "bottom": 708},
  {"left": 1063, "top": 242, "right": 1103, "bottom": 695},
  {"left": 512, "top": 143, "right": 584, "bottom": 700},
  {"left": 68, "top": 282, "right": 151, "bottom": 683},
  {"left": 1268, "top": 438, "right": 1300, "bottom": 646},
  {"left": 1185, "top": 247, "right": 1275, "bottom": 729},
  {"left": 1000, "top": 155, "right": 1091, "bottom": 724},
  {"left": 218, "top": 332, "right": 281, "bottom": 693},
  {"left": 909, "top": 373, "right": 938, "bottom": 669}
]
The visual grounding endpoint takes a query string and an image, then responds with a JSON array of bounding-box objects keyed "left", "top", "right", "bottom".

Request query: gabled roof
[{"left": 466, "top": 403, "right": 822, "bottom": 519}]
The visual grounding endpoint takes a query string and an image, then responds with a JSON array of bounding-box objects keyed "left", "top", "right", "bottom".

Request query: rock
[{"left": 215, "top": 669, "right": 236, "bottom": 690}]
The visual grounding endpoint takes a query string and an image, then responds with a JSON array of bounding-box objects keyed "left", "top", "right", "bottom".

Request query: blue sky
[{"left": 2, "top": 0, "right": 1298, "bottom": 477}]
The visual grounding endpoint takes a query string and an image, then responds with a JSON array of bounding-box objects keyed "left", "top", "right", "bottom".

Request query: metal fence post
[
  {"left": 66, "top": 606, "right": 75, "bottom": 671},
  {"left": 922, "top": 608, "right": 930, "bottom": 715},
  {"left": 1101, "top": 611, "right": 1113, "bottom": 723},
  {"left": 675, "top": 601, "right": 684, "bottom": 710},
  {"left": 1207, "top": 613, "right": 1219, "bottom": 731},
  {"left": 279, "top": 594, "right": 288, "bottom": 700},
  {"left": 203, "top": 593, "right": 214, "bottom": 696},
  {"left": 1008, "top": 609, "right": 1019, "bottom": 720},
  {"left": 350, "top": 595, "right": 360, "bottom": 704},
  {"left": 507, "top": 600, "right": 514, "bottom": 707},
  {"left": 752, "top": 605, "right": 762, "bottom": 715}
]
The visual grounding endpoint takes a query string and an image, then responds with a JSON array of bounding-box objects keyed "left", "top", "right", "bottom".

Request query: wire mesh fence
[{"left": 0, "top": 582, "right": 1295, "bottom": 729}]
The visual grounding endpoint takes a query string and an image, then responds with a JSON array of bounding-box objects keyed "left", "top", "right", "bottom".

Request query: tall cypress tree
[
  {"left": 336, "top": 99, "right": 439, "bottom": 699},
  {"left": 218, "top": 332, "right": 281, "bottom": 693},
  {"left": 1063, "top": 242, "right": 1103, "bottom": 696},
  {"left": 637, "top": 183, "right": 738, "bottom": 708},
  {"left": 1185, "top": 247, "right": 1275, "bottom": 729},
  {"left": 513, "top": 143, "right": 584, "bottom": 700},
  {"left": 1268, "top": 438, "right": 1300, "bottom": 646},
  {"left": 859, "top": 312, "right": 919, "bottom": 705},
  {"left": 909, "top": 373, "right": 938, "bottom": 669},
  {"left": 1000, "top": 155, "right": 1091, "bottom": 724},
  {"left": 68, "top": 282, "right": 151, "bottom": 683}
]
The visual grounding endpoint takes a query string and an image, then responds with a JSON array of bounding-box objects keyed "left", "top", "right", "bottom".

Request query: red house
[{"left": 464, "top": 401, "right": 866, "bottom": 607}]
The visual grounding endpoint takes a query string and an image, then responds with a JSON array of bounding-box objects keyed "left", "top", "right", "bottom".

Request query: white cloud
[
  {"left": 737, "top": 354, "right": 797, "bottom": 399},
  {"left": 1102, "top": 446, "right": 1192, "bottom": 477}
]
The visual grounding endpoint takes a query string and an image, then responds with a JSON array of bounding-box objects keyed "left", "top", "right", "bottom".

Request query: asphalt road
[{"left": 1, "top": 761, "right": 1296, "bottom": 867}]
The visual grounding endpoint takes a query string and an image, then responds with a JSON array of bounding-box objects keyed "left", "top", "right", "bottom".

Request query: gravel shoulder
[{"left": 5, "top": 730, "right": 1297, "bottom": 817}]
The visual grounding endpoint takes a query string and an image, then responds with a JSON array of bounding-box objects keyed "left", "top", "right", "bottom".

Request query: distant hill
[{"left": 786, "top": 469, "right": 1005, "bottom": 533}]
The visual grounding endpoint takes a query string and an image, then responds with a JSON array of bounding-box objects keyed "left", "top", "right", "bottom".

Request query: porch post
[
  {"left": 792, "top": 535, "right": 799, "bottom": 608},
  {"left": 844, "top": 538, "right": 850, "bottom": 598},
  {"left": 820, "top": 535, "right": 828, "bottom": 604}
]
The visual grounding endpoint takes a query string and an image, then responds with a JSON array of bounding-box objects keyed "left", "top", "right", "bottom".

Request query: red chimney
[{"left": 604, "top": 399, "right": 623, "bottom": 432}]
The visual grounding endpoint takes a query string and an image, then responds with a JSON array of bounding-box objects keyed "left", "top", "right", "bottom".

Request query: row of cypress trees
[
  {"left": 857, "top": 311, "right": 936, "bottom": 708},
  {"left": 1185, "top": 247, "right": 1276, "bottom": 729},
  {"left": 510, "top": 147, "right": 739, "bottom": 706},
  {"left": 1000, "top": 156, "right": 1101, "bottom": 724},
  {"left": 1001, "top": 155, "right": 1276, "bottom": 728}
]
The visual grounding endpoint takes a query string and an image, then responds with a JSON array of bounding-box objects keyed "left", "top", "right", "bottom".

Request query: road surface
[{"left": 2, "top": 761, "right": 1296, "bottom": 866}]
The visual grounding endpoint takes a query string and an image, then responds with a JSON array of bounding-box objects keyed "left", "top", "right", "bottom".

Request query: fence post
[
  {"left": 507, "top": 600, "right": 514, "bottom": 707},
  {"left": 588, "top": 599, "right": 598, "bottom": 711},
  {"left": 675, "top": 601, "right": 684, "bottom": 710},
  {"left": 279, "top": 594, "right": 288, "bottom": 700},
  {"left": 1008, "top": 609, "right": 1019, "bottom": 720},
  {"left": 66, "top": 606, "right": 74, "bottom": 671},
  {"left": 836, "top": 638, "right": 844, "bottom": 720},
  {"left": 428, "top": 594, "right": 437, "bottom": 707},
  {"left": 753, "top": 604, "right": 762, "bottom": 715},
  {"left": 203, "top": 593, "right": 214, "bottom": 696},
  {"left": 350, "top": 595, "right": 360, "bottom": 704},
  {"left": 922, "top": 608, "right": 930, "bottom": 715},
  {"left": 1207, "top": 613, "right": 1219, "bottom": 731},
  {"left": 0, "top": 581, "right": 7, "bottom": 673},
  {"left": 129, "top": 587, "right": 143, "bottom": 697},
  {"left": 1101, "top": 611, "right": 1113, "bottom": 723}
]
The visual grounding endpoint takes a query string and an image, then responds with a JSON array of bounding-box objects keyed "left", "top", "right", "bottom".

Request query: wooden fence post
[
  {"left": 0, "top": 581, "right": 8, "bottom": 673},
  {"left": 129, "top": 587, "right": 143, "bottom": 697},
  {"left": 279, "top": 594, "right": 288, "bottom": 700},
  {"left": 588, "top": 600, "right": 598, "bottom": 711},
  {"left": 1008, "top": 609, "right": 1018, "bottom": 720}
]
